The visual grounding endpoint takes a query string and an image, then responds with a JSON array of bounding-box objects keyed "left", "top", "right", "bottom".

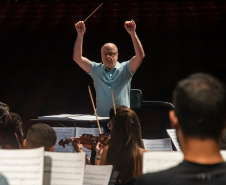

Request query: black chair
[
  {"left": 130, "top": 89, "right": 143, "bottom": 110},
  {"left": 137, "top": 101, "right": 174, "bottom": 140}
]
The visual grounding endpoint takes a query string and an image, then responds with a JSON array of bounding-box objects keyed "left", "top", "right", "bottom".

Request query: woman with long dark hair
[{"left": 97, "top": 107, "right": 149, "bottom": 185}]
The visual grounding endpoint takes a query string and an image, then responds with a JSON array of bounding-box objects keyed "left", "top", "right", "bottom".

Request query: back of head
[
  {"left": 25, "top": 123, "right": 56, "bottom": 151},
  {"left": 0, "top": 112, "right": 24, "bottom": 149},
  {"left": 111, "top": 108, "right": 142, "bottom": 147},
  {"left": 173, "top": 73, "right": 226, "bottom": 140},
  {"left": 0, "top": 102, "right": 10, "bottom": 116},
  {"left": 107, "top": 108, "right": 142, "bottom": 183},
  {"left": 109, "top": 105, "right": 128, "bottom": 120}
]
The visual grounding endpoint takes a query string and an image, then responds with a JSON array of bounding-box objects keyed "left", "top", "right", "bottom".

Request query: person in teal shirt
[
  {"left": 0, "top": 173, "right": 9, "bottom": 185},
  {"left": 73, "top": 19, "right": 145, "bottom": 116}
]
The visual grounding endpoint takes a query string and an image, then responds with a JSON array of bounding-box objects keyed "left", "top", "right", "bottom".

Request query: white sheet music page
[
  {"left": 68, "top": 115, "right": 109, "bottom": 121},
  {"left": 38, "top": 114, "right": 109, "bottom": 121},
  {"left": 38, "top": 114, "right": 79, "bottom": 120},
  {"left": 83, "top": 165, "right": 113, "bottom": 185},
  {"left": 76, "top": 127, "right": 104, "bottom": 158},
  {"left": 0, "top": 147, "right": 44, "bottom": 185},
  {"left": 220, "top": 150, "right": 226, "bottom": 161},
  {"left": 142, "top": 138, "right": 173, "bottom": 152},
  {"left": 53, "top": 127, "right": 76, "bottom": 153},
  {"left": 44, "top": 152, "right": 85, "bottom": 185},
  {"left": 166, "top": 129, "right": 181, "bottom": 151},
  {"left": 76, "top": 127, "right": 103, "bottom": 137},
  {"left": 143, "top": 152, "right": 183, "bottom": 174}
]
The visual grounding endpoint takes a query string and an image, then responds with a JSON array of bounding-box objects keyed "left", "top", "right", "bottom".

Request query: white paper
[
  {"left": 53, "top": 127, "right": 76, "bottom": 153},
  {"left": 44, "top": 152, "right": 86, "bottom": 185},
  {"left": 0, "top": 147, "right": 44, "bottom": 185},
  {"left": 220, "top": 150, "right": 226, "bottom": 161},
  {"left": 83, "top": 165, "right": 113, "bottom": 185},
  {"left": 166, "top": 129, "right": 181, "bottom": 151},
  {"left": 68, "top": 115, "right": 109, "bottom": 121},
  {"left": 142, "top": 138, "right": 173, "bottom": 152},
  {"left": 76, "top": 127, "right": 103, "bottom": 137},
  {"left": 143, "top": 152, "right": 183, "bottom": 174},
  {"left": 76, "top": 127, "right": 103, "bottom": 158},
  {"left": 38, "top": 114, "right": 109, "bottom": 121},
  {"left": 38, "top": 114, "right": 80, "bottom": 120}
]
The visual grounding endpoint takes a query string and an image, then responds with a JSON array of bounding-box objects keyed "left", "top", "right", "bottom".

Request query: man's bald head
[
  {"left": 101, "top": 43, "right": 118, "bottom": 53},
  {"left": 101, "top": 43, "right": 119, "bottom": 70}
]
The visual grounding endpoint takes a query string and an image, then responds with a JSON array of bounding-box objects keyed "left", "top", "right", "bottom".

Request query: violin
[{"left": 58, "top": 133, "right": 110, "bottom": 150}]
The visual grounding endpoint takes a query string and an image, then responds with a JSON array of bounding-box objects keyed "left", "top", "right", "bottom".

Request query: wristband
[{"left": 95, "top": 155, "right": 101, "bottom": 160}]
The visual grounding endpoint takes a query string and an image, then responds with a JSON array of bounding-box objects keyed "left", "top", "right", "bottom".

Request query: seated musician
[
  {"left": 0, "top": 112, "right": 24, "bottom": 149},
  {"left": 135, "top": 73, "right": 226, "bottom": 185},
  {"left": 23, "top": 123, "right": 56, "bottom": 152},
  {"left": 71, "top": 105, "right": 127, "bottom": 165},
  {"left": 95, "top": 107, "right": 149, "bottom": 185}
]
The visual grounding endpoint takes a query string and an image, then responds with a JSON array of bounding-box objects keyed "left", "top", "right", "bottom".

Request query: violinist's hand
[
  {"left": 75, "top": 21, "right": 86, "bottom": 36},
  {"left": 70, "top": 139, "right": 83, "bottom": 153},
  {"left": 95, "top": 142, "right": 104, "bottom": 155},
  {"left": 124, "top": 19, "right": 136, "bottom": 35}
]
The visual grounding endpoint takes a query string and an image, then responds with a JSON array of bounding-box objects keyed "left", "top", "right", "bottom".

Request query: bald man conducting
[{"left": 73, "top": 20, "right": 145, "bottom": 116}]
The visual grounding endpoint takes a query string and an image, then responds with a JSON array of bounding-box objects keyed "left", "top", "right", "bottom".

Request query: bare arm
[
  {"left": 124, "top": 20, "right": 145, "bottom": 73},
  {"left": 95, "top": 142, "right": 107, "bottom": 165},
  {"left": 73, "top": 21, "right": 91, "bottom": 73}
]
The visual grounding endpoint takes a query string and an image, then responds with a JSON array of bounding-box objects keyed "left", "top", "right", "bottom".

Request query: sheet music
[
  {"left": 38, "top": 114, "right": 80, "bottom": 120},
  {"left": 220, "top": 150, "right": 226, "bottom": 161},
  {"left": 38, "top": 114, "right": 109, "bottom": 121},
  {"left": 143, "top": 152, "right": 183, "bottom": 174},
  {"left": 53, "top": 127, "right": 76, "bottom": 153},
  {"left": 76, "top": 127, "right": 103, "bottom": 158},
  {"left": 0, "top": 147, "right": 44, "bottom": 185},
  {"left": 83, "top": 165, "right": 113, "bottom": 185},
  {"left": 68, "top": 115, "right": 109, "bottom": 121},
  {"left": 44, "top": 152, "right": 86, "bottom": 185},
  {"left": 166, "top": 129, "right": 181, "bottom": 151},
  {"left": 142, "top": 138, "right": 173, "bottom": 152}
]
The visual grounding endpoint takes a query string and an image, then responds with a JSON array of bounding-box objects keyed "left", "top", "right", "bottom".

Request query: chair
[
  {"left": 137, "top": 101, "right": 175, "bottom": 140},
  {"left": 130, "top": 89, "right": 143, "bottom": 110}
]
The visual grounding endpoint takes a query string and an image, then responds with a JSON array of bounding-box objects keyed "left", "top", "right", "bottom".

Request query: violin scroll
[{"left": 58, "top": 137, "right": 71, "bottom": 148}]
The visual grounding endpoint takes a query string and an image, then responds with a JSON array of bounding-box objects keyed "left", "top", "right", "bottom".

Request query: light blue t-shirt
[
  {"left": 0, "top": 173, "right": 9, "bottom": 185},
  {"left": 88, "top": 61, "right": 134, "bottom": 116}
]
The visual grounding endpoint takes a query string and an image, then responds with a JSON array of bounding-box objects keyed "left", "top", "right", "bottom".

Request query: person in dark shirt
[{"left": 135, "top": 73, "right": 226, "bottom": 185}]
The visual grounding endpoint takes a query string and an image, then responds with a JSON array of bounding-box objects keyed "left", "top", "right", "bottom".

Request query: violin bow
[
  {"left": 84, "top": 2, "right": 104, "bottom": 23},
  {"left": 111, "top": 89, "right": 116, "bottom": 115},
  {"left": 88, "top": 86, "right": 102, "bottom": 134}
]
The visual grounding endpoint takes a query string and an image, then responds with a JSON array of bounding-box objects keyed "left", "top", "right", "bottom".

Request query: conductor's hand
[
  {"left": 75, "top": 21, "right": 86, "bottom": 35},
  {"left": 124, "top": 19, "right": 136, "bottom": 35}
]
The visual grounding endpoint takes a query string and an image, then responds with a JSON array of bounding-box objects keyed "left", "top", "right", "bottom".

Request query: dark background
[{"left": 0, "top": 0, "right": 226, "bottom": 135}]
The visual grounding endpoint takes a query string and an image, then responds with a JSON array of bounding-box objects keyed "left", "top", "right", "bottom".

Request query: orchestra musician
[
  {"left": 135, "top": 73, "right": 226, "bottom": 185},
  {"left": 70, "top": 107, "right": 149, "bottom": 184},
  {"left": 94, "top": 107, "right": 149, "bottom": 185},
  {"left": 23, "top": 123, "right": 57, "bottom": 152},
  {"left": 70, "top": 105, "right": 127, "bottom": 165},
  {"left": 73, "top": 19, "right": 145, "bottom": 117},
  {"left": 0, "top": 112, "right": 24, "bottom": 149}
]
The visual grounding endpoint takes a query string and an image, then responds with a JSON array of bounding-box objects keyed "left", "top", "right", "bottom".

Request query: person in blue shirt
[
  {"left": 0, "top": 173, "right": 9, "bottom": 185},
  {"left": 73, "top": 19, "right": 145, "bottom": 116}
]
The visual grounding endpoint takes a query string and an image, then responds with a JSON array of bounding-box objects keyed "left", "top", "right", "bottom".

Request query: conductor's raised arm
[
  {"left": 124, "top": 19, "right": 145, "bottom": 73},
  {"left": 73, "top": 21, "right": 91, "bottom": 73}
]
